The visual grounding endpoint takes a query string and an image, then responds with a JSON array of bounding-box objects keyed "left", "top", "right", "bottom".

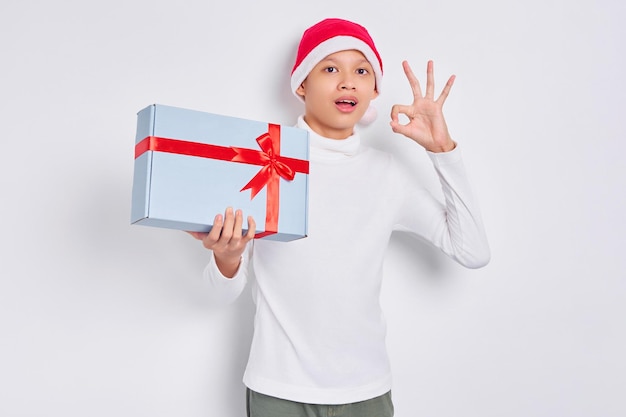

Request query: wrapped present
[{"left": 131, "top": 104, "right": 309, "bottom": 241}]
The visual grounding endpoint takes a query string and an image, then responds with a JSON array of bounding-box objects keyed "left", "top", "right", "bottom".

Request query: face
[{"left": 296, "top": 50, "right": 378, "bottom": 139}]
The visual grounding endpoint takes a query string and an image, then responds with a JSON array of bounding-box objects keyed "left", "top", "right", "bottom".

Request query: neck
[
  {"left": 302, "top": 115, "right": 354, "bottom": 140},
  {"left": 298, "top": 116, "right": 361, "bottom": 159}
]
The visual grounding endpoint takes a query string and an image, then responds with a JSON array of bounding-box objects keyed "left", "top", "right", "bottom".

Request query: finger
[
  {"left": 425, "top": 60, "right": 435, "bottom": 100},
  {"left": 232, "top": 209, "right": 244, "bottom": 240},
  {"left": 436, "top": 74, "right": 456, "bottom": 105},
  {"left": 402, "top": 60, "right": 423, "bottom": 99},
  {"left": 220, "top": 207, "right": 235, "bottom": 241},
  {"left": 204, "top": 213, "right": 224, "bottom": 248},
  {"left": 390, "top": 104, "right": 413, "bottom": 122},
  {"left": 244, "top": 216, "right": 256, "bottom": 241},
  {"left": 389, "top": 120, "right": 412, "bottom": 137}
]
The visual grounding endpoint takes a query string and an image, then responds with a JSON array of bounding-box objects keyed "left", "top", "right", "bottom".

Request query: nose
[{"left": 339, "top": 74, "right": 356, "bottom": 90}]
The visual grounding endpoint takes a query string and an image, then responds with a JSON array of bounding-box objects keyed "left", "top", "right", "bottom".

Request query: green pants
[{"left": 246, "top": 388, "right": 394, "bottom": 417}]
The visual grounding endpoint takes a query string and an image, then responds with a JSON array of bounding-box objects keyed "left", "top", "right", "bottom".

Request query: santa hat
[{"left": 291, "top": 18, "right": 383, "bottom": 125}]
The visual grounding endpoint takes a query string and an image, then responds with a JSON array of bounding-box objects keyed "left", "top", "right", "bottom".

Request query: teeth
[{"left": 337, "top": 100, "right": 356, "bottom": 106}]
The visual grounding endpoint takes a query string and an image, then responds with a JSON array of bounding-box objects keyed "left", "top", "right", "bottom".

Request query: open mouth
[{"left": 335, "top": 99, "right": 357, "bottom": 106}]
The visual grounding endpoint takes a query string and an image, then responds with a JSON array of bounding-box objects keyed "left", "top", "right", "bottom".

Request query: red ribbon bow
[{"left": 231, "top": 124, "right": 295, "bottom": 199}]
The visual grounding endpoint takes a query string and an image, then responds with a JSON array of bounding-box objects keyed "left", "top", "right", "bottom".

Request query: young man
[{"left": 189, "top": 18, "right": 490, "bottom": 417}]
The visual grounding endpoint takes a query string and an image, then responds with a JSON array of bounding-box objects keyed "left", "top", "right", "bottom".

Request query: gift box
[{"left": 131, "top": 104, "right": 309, "bottom": 241}]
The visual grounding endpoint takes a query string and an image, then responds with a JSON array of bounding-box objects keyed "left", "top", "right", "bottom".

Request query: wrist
[
  {"left": 427, "top": 140, "right": 456, "bottom": 153},
  {"left": 214, "top": 254, "right": 241, "bottom": 279}
]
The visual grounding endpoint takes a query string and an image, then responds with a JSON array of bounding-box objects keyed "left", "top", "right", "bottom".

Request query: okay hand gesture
[{"left": 390, "top": 60, "right": 456, "bottom": 153}]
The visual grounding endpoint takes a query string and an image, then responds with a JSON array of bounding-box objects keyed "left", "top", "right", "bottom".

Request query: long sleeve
[
  {"left": 202, "top": 244, "right": 251, "bottom": 304},
  {"left": 394, "top": 146, "right": 491, "bottom": 269}
]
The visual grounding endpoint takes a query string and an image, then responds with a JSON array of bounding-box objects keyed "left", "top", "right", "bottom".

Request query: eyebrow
[{"left": 322, "top": 57, "right": 372, "bottom": 66}]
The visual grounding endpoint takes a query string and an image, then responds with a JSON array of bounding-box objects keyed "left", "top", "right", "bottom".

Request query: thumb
[
  {"left": 389, "top": 119, "right": 412, "bottom": 137},
  {"left": 186, "top": 231, "right": 208, "bottom": 240}
]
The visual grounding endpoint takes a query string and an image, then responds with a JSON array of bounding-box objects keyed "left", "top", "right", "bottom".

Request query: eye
[
  {"left": 356, "top": 68, "right": 369, "bottom": 75},
  {"left": 324, "top": 66, "right": 338, "bottom": 73}
]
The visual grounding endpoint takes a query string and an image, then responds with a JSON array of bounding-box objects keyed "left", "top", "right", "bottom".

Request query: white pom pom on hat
[
  {"left": 358, "top": 103, "right": 378, "bottom": 126},
  {"left": 291, "top": 18, "right": 383, "bottom": 126}
]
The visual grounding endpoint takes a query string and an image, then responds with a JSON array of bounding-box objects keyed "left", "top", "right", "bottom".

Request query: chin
[
  {"left": 333, "top": 117, "right": 360, "bottom": 130},
  {"left": 340, "top": 113, "right": 365, "bottom": 127}
]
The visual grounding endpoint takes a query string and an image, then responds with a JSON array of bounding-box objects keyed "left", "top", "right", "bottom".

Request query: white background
[{"left": 1, "top": 0, "right": 624, "bottom": 416}]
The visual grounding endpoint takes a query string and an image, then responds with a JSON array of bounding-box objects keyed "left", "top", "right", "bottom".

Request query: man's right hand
[{"left": 187, "top": 207, "right": 256, "bottom": 278}]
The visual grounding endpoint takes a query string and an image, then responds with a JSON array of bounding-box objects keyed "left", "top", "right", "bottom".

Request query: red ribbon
[{"left": 135, "top": 124, "right": 308, "bottom": 238}]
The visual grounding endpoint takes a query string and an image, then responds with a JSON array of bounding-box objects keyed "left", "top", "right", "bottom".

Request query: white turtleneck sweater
[{"left": 204, "top": 116, "right": 490, "bottom": 405}]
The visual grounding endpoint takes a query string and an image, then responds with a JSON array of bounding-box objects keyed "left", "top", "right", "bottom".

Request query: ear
[{"left": 296, "top": 83, "right": 306, "bottom": 99}]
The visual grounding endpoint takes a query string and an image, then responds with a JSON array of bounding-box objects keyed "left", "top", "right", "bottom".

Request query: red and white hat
[{"left": 291, "top": 18, "right": 383, "bottom": 125}]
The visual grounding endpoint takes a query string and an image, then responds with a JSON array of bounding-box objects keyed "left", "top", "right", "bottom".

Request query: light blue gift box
[{"left": 131, "top": 104, "right": 309, "bottom": 242}]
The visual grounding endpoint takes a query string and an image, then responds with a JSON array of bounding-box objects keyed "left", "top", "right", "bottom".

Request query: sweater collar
[{"left": 297, "top": 116, "right": 360, "bottom": 160}]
